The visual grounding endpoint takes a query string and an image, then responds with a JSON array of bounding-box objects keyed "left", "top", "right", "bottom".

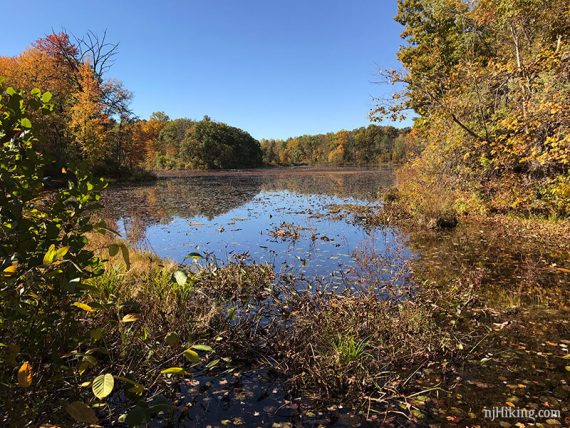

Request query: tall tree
[{"left": 69, "top": 61, "right": 106, "bottom": 167}]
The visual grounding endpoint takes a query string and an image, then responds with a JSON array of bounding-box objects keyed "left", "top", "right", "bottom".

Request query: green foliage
[
  {"left": 0, "top": 86, "right": 109, "bottom": 418},
  {"left": 0, "top": 32, "right": 137, "bottom": 178},
  {"left": 149, "top": 117, "right": 263, "bottom": 169},
  {"left": 180, "top": 119, "right": 263, "bottom": 169},
  {"left": 334, "top": 336, "right": 370, "bottom": 365}
]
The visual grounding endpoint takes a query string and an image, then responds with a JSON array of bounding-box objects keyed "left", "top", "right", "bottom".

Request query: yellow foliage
[{"left": 17, "top": 362, "right": 32, "bottom": 388}]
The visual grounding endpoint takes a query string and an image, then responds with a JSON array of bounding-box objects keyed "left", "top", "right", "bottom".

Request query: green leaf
[
  {"left": 41, "top": 91, "right": 52, "bottom": 103},
  {"left": 108, "top": 243, "right": 119, "bottom": 257},
  {"left": 205, "top": 359, "right": 220, "bottom": 369},
  {"left": 173, "top": 270, "right": 187, "bottom": 286},
  {"left": 191, "top": 344, "right": 213, "bottom": 352},
  {"left": 90, "top": 327, "right": 103, "bottom": 342},
  {"left": 78, "top": 355, "right": 97, "bottom": 375},
  {"left": 160, "top": 367, "right": 187, "bottom": 375},
  {"left": 141, "top": 327, "right": 149, "bottom": 341},
  {"left": 82, "top": 355, "right": 97, "bottom": 366},
  {"left": 20, "top": 118, "right": 32, "bottom": 129},
  {"left": 43, "top": 244, "right": 57, "bottom": 265},
  {"left": 120, "top": 243, "right": 131, "bottom": 270},
  {"left": 129, "top": 383, "right": 145, "bottom": 396},
  {"left": 66, "top": 401, "right": 98, "bottom": 425},
  {"left": 186, "top": 252, "right": 204, "bottom": 259},
  {"left": 125, "top": 405, "right": 147, "bottom": 426},
  {"left": 183, "top": 349, "right": 200, "bottom": 363},
  {"left": 164, "top": 332, "right": 180, "bottom": 347},
  {"left": 117, "top": 376, "right": 145, "bottom": 396},
  {"left": 92, "top": 373, "right": 114, "bottom": 399}
]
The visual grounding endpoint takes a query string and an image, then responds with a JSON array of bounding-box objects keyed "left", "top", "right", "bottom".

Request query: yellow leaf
[
  {"left": 72, "top": 302, "right": 96, "bottom": 312},
  {"left": 121, "top": 314, "right": 139, "bottom": 323},
  {"left": 506, "top": 401, "right": 515, "bottom": 408},
  {"left": 183, "top": 349, "right": 200, "bottom": 363},
  {"left": 92, "top": 373, "right": 114, "bottom": 399},
  {"left": 43, "top": 244, "right": 57, "bottom": 265},
  {"left": 17, "top": 361, "right": 32, "bottom": 387},
  {"left": 3, "top": 264, "right": 17, "bottom": 277},
  {"left": 55, "top": 246, "right": 70, "bottom": 259}
]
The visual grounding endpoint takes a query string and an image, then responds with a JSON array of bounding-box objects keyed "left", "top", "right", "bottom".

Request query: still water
[{"left": 102, "top": 168, "right": 404, "bottom": 279}]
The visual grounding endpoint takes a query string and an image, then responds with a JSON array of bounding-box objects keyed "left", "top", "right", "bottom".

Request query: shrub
[{"left": 0, "top": 86, "right": 108, "bottom": 421}]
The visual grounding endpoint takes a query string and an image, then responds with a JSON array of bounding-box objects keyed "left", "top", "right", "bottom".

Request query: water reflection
[{"left": 102, "top": 168, "right": 399, "bottom": 278}]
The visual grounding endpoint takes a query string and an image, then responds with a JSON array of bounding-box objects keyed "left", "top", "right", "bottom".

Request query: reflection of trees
[
  {"left": 102, "top": 177, "right": 264, "bottom": 240},
  {"left": 101, "top": 170, "right": 394, "bottom": 242},
  {"left": 260, "top": 169, "right": 393, "bottom": 200}
]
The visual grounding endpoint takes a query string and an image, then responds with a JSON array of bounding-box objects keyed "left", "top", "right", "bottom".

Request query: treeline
[
  {"left": 260, "top": 125, "right": 413, "bottom": 166},
  {"left": 143, "top": 115, "right": 262, "bottom": 170},
  {"left": 379, "top": 0, "right": 569, "bottom": 218},
  {"left": 0, "top": 32, "right": 262, "bottom": 176}
]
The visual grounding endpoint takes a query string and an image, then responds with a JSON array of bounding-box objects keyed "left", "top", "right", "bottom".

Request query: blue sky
[{"left": 2, "top": 0, "right": 407, "bottom": 140}]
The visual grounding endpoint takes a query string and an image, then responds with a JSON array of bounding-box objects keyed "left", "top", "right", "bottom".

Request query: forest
[
  {"left": 0, "top": 33, "right": 410, "bottom": 174},
  {"left": 260, "top": 125, "right": 413, "bottom": 166},
  {"left": 140, "top": 115, "right": 263, "bottom": 170},
  {"left": 1, "top": 0, "right": 569, "bottom": 426}
]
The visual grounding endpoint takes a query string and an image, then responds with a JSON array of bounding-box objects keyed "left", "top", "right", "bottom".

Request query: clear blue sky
[{"left": 2, "top": 0, "right": 407, "bottom": 140}]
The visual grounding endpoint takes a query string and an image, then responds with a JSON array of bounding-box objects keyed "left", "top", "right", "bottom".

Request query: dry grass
[{"left": 73, "top": 230, "right": 481, "bottom": 423}]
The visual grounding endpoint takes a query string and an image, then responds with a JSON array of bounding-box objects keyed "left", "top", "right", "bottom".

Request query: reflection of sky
[{"left": 115, "top": 189, "right": 410, "bottom": 280}]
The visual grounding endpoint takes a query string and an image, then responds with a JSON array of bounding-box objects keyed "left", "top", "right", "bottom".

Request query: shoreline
[{"left": 153, "top": 165, "right": 395, "bottom": 178}]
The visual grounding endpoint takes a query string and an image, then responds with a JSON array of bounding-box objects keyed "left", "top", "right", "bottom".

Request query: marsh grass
[{"left": 70, "top": 229, "right": 484, "bottom": 424}]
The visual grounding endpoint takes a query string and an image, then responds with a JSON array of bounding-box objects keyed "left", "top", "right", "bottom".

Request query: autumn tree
[
  {"left": 131, "top": 112, "right": 170, "bottom": 168},
  {"left": 0, "top": 31, "right": 135, "bottom": 176},
  {"left": 259, "top": 126, "right": 409, "bottom": 166},
  {"left": 69, "top": 61, "right": 107, "bottom": 167},
  {"left": 374, "top": 0, "right": 570, "bottom": 217}
]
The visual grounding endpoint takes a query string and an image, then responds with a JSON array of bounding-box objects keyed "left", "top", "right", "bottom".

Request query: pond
[{"left": 102, "top": 167, "right": 407, "bottom": 281}]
